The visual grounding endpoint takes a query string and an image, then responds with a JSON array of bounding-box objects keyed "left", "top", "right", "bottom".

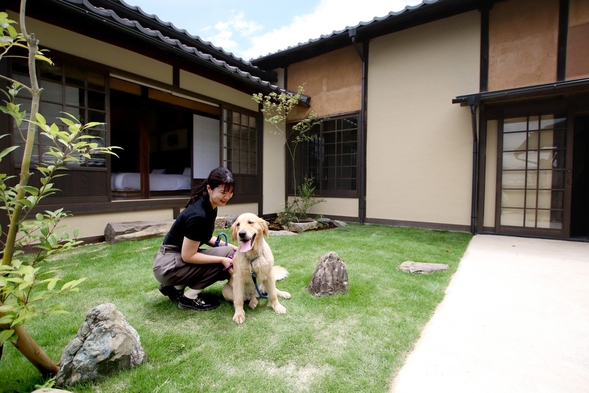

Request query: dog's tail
[{"left": 272, "top": 266, "right": 289, "bottom": 281}]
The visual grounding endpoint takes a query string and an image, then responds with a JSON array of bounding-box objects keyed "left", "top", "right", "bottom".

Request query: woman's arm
[
  {"left": 207, "top": 235, "right": 238, "bottom": 252},
  {"left": 181, "top": 237, "right": 234, "bottom": 270}
]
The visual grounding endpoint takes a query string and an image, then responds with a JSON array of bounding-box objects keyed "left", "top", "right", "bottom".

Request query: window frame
[
  {"left": 221, "top": 105, "right": 262, "bottom": 204},
  {"left": 288, "top": 113, "right": 359, "bottom": 198},
  {"left": 10, "top": 52, "right": 109, "bottom": 171}
]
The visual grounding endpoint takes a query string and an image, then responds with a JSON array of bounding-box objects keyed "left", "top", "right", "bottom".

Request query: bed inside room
[
  {"left": 110, "top": 167, "right": 192, "bottom": 197},
  {"left": 109, "top": 84, "right": 221, "bottom": 200}
]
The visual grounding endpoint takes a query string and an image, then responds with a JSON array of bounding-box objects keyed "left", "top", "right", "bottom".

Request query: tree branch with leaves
[
  {"left": 0, "top": 3, "right": 119, "bottom": 378},
  {"left": 253, "top": 86, "right": 324, "bottom": 223}
]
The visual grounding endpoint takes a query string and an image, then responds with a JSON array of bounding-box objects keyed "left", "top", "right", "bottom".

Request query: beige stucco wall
[
  {"left": 261, "top": 68, "right": 288, "bottom": 215},
  {"left": 306, "top": 198, "right": 358, "bottom": 218},
  {"left": 219, "top": 203, "right": 258, "bottom": 217},
  {"left": 484, "top": 120, "right": 498, "bottom": 229},
  {"left": 52, "top": 202, "right": 257, "bottom": 240},
  {"left": 263, "top": 124, "right": 287, "bottom": 215},
  {"left": 366, "top": 11, "right": 480, "bottom": 226},
  {"left": 180, "top": 71, "right": 258, "bottom": 110},
  {"left": 55, "top": 209, "right": 173, "bottom": 239}
]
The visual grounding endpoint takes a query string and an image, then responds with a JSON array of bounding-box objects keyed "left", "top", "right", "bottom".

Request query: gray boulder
[
  {"left": 307, "top": 251, "right": 349, "bottom": 296},
  {"left": 55, "top": 303, "right": 147, "bottom": 387}
]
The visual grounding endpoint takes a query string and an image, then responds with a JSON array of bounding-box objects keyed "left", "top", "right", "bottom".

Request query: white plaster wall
[{"left": 366, "top": 11, "right": 480, "bottom": 226}]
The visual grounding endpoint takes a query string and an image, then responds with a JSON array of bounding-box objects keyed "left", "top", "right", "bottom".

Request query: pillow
[
  {"left": 182, "top": 167, "right": 191, "bottom": 176},
  {"left": 151, "top": 168, "right": 166, "bottom": 174}
]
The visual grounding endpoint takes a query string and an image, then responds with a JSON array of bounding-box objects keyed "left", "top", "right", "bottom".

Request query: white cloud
[
  {"left": 243, "top": 0, "right": 422, "bottom": 59},
  {"left": 202, "top": 10, "right": 262, "bottom": 52}
]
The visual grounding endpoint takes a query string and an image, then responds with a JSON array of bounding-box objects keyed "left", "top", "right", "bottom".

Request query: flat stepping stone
[{"left": 398, "top": 261, "right": 449, "bottom": 274}]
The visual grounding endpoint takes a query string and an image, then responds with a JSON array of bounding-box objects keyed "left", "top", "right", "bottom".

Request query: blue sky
[{"left": 123, "top": 0, "right": 422, "bottom": 60}]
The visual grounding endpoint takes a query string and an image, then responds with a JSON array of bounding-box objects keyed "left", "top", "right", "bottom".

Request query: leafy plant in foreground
[{"left": 0, "top": 3, "right": 119, "bottom": 377}]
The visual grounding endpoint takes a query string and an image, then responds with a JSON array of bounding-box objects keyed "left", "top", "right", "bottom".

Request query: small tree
[
  {"left": 0, "top": 3, "right": 119, "bottom": 377},
  {"left": 252, "top": 86, "right": 323, "bottom": 223}
]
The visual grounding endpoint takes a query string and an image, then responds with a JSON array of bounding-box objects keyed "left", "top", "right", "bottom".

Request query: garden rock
[
  {"left": 31, "top": 390, "right": 73, "bottom": 393},
  {"left": 269, "top": 230, "right": 298, "bottom": 236},
  {"left": 216, "top": 215, "right": 238, "bottom": 229},
  {"left": 289, "top": 220, "right": 318, "bottom": 233},
  {"left": 225, "top": 214, "right": 238, "bottom": 227},
  {"left": 55, "top": 303, "right": 147, "bottom": 387},
  {"left": 104, "top": 221, "right": 173, "bottom": 244},
  {"left": 398, "top": 261, "right": 450, "bottom": 274},
  {"left": 316, "top": 217, "right": 333, "bottom": 226},
  {"left": 307, "top": 251, "right": 349, "bottom": 296},
  {"left": 215, "top": 216, "right": 227, "bottom": 229}
]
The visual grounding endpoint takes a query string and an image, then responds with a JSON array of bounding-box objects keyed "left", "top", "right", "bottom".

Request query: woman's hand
[{"left": 221, "top": 257, "right": 234, "bottom": 274}]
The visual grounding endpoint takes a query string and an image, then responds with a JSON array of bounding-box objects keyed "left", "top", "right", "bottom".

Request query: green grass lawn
[{"left": 2, "top": 223, "right": 472, "bottom": 393}]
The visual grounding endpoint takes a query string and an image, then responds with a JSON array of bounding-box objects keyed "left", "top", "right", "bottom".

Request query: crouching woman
[{"left": 153, "top": 166, "right": 237, "bottom": 311}]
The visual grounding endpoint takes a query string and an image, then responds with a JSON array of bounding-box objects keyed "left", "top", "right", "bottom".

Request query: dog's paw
[
  {"left": 233, "top": 310, "right": 246, "bottom": 324},
  {"left": 272, "top": 303, "right": 287, "bottom": 315},
  {"left": 248, "top": 298, "right": 258, "bottom": 309},
  {"left": 278, "top": 290, "right": 291, "bottom": 299}
]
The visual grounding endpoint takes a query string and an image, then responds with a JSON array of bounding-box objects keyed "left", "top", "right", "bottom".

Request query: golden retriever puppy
[{"left": 222, "top": 212, "right": 291, "bottom": 324}]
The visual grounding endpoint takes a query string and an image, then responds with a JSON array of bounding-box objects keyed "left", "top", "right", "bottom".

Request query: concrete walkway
[{"left": 390, "top": 234, "right": 589, "bottom": 393}]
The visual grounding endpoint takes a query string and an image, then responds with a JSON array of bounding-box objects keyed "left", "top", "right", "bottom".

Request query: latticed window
[
  {"left": 222, "top": 109, "right": 257, "bottom": 175},
  {"left": 291, "top": 114, "right": 359, "bottom": 197},
  {"left": 11, "top": 57, "right": 107, "bottom": 167}
]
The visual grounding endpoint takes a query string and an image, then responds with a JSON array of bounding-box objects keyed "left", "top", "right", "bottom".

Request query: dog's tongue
[{"left": 239, "top": 239, "right": 253, "bottom": 253}]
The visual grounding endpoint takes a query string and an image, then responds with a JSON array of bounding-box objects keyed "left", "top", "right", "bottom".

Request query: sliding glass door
[{"left": 498, "top": 113, "right": 570, "bottom": 236}]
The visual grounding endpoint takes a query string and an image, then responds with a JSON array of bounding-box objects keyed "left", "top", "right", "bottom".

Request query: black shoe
[
  {"left": 178, "top": 294, "right": 220, "bottom": 311},
  {"left": 158, "top": 284, "right": 183, "bottom": 303}
]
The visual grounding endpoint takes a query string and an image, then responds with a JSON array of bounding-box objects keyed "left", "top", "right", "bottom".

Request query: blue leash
[
  {"left": 250, "top": 269, "right": 268, "bottom": 299},
  {"left": 214, "top": 232, "right": 229, "bottom": 248},
  {"left": 215, "top": 232, "right": 267, "bottom": 299}
]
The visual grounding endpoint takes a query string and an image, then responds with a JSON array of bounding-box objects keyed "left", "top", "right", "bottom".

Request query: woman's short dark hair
[{"left": 186, "top": 166, "right": 234, "bottom": 207}]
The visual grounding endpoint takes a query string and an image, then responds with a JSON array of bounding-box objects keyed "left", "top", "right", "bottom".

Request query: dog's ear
[
  {"left": 260, "top": 218, "right": 269, "bottom": 237},
  {"left": 231, "top": 218, "right": 239, "bottom": 242}
]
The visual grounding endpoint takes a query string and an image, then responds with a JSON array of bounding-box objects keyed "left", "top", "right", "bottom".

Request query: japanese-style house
[{"left": 1, "top": 0, "right": 588, "bottom": 242}]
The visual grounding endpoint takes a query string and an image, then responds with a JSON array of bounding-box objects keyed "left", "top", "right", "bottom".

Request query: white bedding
[{"left": 111, "top": 173, "right": 191, "bottom": 191}]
